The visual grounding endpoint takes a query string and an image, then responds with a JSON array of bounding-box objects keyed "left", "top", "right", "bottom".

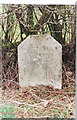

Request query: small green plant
[
  {"left": 35, "top": 100, "right": 41, "bottom": 103},
  {"left": 53, "top": 109, "right": 59, "bottom": 114},
  {"left": 55, "top": 88, "right": 59, "bottom": 90},
  {"left": 42, "top": 112, "right": 46, "bottom": 116},
  {"left": 62, "top": 106, "right": 68, "bottom": 116},
  {"left": 44, "top": 90, "right": 47, "bottom": 94}
]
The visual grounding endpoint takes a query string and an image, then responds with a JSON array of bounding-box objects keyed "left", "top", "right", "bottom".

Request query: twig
[
  {"left": 8, "top": 96, "right": 56, "bottom": 108},
  {"left": 27, "top": 96, "right": 56, "bottom": 108},
  {"left": 0, "top": 6, "right": 26, "bottom": 22},
  {"left": 24, "top": 108, "right": 30, "bottom": 115}
]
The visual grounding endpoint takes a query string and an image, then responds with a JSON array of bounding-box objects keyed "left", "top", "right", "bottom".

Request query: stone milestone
[{"left": 18, "top": 34, "right": 62, "bottom": 89}]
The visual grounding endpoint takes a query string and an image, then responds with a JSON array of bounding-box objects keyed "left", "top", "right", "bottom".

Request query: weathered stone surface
[{"left": 18, "top": 34, "right": 62, "bottom": 89}]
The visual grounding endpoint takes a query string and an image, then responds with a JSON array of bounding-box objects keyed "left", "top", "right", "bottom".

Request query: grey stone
[{"left": 18, "top": 34, "right": 62, "bottom": 89}]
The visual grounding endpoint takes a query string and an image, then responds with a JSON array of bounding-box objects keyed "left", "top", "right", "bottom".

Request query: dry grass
[{"left": 1, "top": 74, "right": 75, "bottom": 119}]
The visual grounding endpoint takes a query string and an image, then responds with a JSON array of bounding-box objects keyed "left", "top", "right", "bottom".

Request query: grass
[{"left": 0, "top": 103, "right": 17, "bottom": 119}]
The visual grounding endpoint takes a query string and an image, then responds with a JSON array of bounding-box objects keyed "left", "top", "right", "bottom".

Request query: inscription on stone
[{"left": 18, "top": 34, "right": 62, "bottom": 89}]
